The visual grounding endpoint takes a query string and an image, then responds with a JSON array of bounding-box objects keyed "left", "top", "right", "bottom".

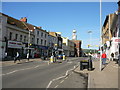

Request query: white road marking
[
  {"left": 60, "top": 80, "right": 64, "bottom": 84},
  {"left": 67, "top": 62, "right": 72, "bottom": 64},
  {"left": 54, "top": 85, "right": 59, "bottom": 88},
  {"left": 46, "top": 62, "right": 79, "bottom": 89},
  {"left": 2, "top": 64, "right": 44, "bottom": 76},
  {"left": 34, "top": 65, "right": 40, "bottom": 68},
  {"left": 65, "top": 77, "right": 68, "bottom": 79},
  {"left": 46, "top": 81, "right": 52, "bottom": 89}
]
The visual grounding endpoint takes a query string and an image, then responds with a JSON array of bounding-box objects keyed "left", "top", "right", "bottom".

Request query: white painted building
[
  {"left": 34, "top": 26, "right": 49, "bottom": 57},
  {"left": 48, "top": 34, "right": 57, "bottom": 56},
  {"left": 62, "top": 37, "right": 75, "bottom": 56},
  {"left": 0, "top": 13, "right": 35, "bottom": 60}
]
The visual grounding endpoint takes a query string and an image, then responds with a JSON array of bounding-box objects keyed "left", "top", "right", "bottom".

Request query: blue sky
[{"left": 2, "top": 2, "right": 118, "bottom": 49}]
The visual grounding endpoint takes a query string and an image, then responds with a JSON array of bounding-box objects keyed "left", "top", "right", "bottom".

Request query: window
[
  {"left": 20, "top": 35, "right": 22, "bottom": 41},
  {"left": 9, "top": 32, "right": 12, "bottom": 40},
  {"left": 41, "top": 32, "right": 43, "bottom": 37},
  {"left": 45, "top": 34, "right": 46, "bottom": 38},
  {"left": 45, "top": 40, "right": 46, "bottom": 46},
  {"left": 24, "top": 36, "right": 26, "bottom": 42},
  {"left": 32, "top": 38, "right": 34, "bottom": 43},
  {"left": 37, "top": 38, "right": 39, "bottom": 44},
  {"left": 41, "top": 39, "right": 43, "bottom": 45},
  {"left": 0, "top": 17, "right": 2, "bottom": 24},
  {"left": 15, "top": 34, "right": 18, "bottom": 40},
  {"left": 37, "top": 31, "right": 39, "bottom": 36}
]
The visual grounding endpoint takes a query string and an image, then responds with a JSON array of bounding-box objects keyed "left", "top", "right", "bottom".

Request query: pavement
[
  {"left": 0, "top": 58, "right": 43, "bottom": 67},
  {"left": 74, "top": 58, "right": 119, "bottom": 89}
]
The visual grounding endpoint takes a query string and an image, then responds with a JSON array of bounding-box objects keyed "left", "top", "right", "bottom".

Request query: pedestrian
[
  {"left": 101, "top": 52, "right": 107, "bottom": 65},
  {"left": 27, "top": 53, "right": 29, "bottom": 61},
  {"left": 14, "top": 52, "right": 20, "bottom": 63},
  {"left": 118, "top": 54, "right": 120, "bottom": 66},
  {"left": 111, "top": 53, "right": 114, "bottom": 61},
  {"left": 4, "top": 52, "right": 7, "bottom": 60}
]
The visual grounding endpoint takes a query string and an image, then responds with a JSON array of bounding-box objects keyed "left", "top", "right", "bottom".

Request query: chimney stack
[
  {"left": 20, "top": 17, "right": 27, "bottom": 22},
  {"left": 38, "top": 27, "right": 42, "bottom": 29}
]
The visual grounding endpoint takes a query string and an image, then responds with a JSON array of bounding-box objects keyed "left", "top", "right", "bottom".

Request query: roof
[
  {"left": 71, "top": 40, "right": 81, "bottom": 42},
  {"left": 49, "top": 32, "right": 57, "bottom": 37},
  {"left": 1, "top": 13, "right": 48, "bottom": 33}
]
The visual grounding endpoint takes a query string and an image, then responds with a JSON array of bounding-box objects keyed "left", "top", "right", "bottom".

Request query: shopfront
[
  {"left": 111, "top": 37, "right": 120, "bottom": 60},
  {"left": 7, "top": 40, "right": 24, "bottom": 58}
]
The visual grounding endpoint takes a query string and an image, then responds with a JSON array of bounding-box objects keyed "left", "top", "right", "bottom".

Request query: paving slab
[{"left": 74, "top": 59, "right": 118, "bottom": 88}]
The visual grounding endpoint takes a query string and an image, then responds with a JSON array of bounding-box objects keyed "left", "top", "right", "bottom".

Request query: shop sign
[
  {"left": 115, "top": 39, "right": 120, "bottom": 42},
  {"left": 8, "top": 40, "right": 23, "bottom": 48},
  {"left": 112, "top": 37, "right": 120, "bottom": 43}
]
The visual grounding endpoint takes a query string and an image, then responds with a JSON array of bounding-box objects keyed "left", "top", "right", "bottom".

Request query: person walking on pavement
[
  {"left": 101, "top": 52, "right": 107, "bottom": 65},
  {"left": 27, "top": 53, "right": 29, "bottom": 61},
  {"left": 111, "top": 53, "right": 114, "bottom": 61},
  {"left": 118, "top": 54, "right": 120, "bottom": 66},
  {"left": 14, "top": 52, "right": 20, "bottom": 63},
  {"left": 4, "top": 52, "right": 7, "bottom": 60}
]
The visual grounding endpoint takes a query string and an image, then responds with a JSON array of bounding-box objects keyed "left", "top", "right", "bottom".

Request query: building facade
[
  {"left": 0, "top": 14, "right": 35, "bottom": 60},
  {"left": 48, "top": 34, "right": 57, "bottom": 57},
  {"left": 72, "top": 40, "right": 82, "bottom": 57},
  {"left": 62, "top": 37, "right": 75, "bottom": 56},
  {"left": 49, "top": 32, "right": 63, "bottom": 55},
  {"left": 69, "top": 40, "right": 75, "bottom": 56},
  {"left": 102, "top": 11, "right": 120, "bottom": 61},
  {"left": 34, "top": 26, "right": 49, "bottom": 58},
  {"left": 0, "top": 13, "right": 51, "bottom": 60}
]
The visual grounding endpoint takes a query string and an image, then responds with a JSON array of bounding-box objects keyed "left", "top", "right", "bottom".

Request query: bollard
[
  {"left": 63, "top": 55, "right": 65, "bottom": 60},
  {"left": 50, "top": 56, "right": 54, "bottom": 63}
]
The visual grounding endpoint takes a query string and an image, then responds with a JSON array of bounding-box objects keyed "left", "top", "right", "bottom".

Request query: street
[{"left": 2, "top": 57, "right": 88, "bottom": 88}]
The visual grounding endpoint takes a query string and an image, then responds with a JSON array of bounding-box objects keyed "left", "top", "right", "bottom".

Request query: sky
[{"left": 2, "top": 2, "right": 118, "bottom": 49}]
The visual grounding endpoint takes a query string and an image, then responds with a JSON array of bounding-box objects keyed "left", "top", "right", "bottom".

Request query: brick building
[{"left": 71, "top": 40, "right": 82, "bottom": 57}]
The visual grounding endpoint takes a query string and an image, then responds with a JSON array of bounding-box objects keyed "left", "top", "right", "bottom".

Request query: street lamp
[
  {"left": 100, "top": 0, "right": 102, "bottom": 71},
  {"left": 88, "top": 31, "right": 92, "bottom": 53},
  {"left": 54, "top": 44, "right": 58, "bottom": 62},
  {"left": 28, "top": 30, "right": 33, "bottom": 59}
]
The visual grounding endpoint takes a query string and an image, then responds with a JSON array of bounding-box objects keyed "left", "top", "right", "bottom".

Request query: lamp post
[
  {"left": 88, "top": 31, "right": 92, "bottom": 53},
  {"left": 54, "top": 44, "right": 58, "bottom": 62},
  {"left": 28, "top": 30, "right": 33, "bottom": 59},
  {"left": 100, "top": 0, "right": 102, "bottom": 71}
]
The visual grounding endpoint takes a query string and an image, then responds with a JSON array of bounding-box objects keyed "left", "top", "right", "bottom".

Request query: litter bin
[{"left": 80, "top": 60, "right": 89, "bottom": 70}]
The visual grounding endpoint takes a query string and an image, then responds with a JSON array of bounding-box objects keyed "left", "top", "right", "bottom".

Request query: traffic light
[
  {"left": 29, "top": 43, "right": 32, "bottom": 46},
  {"left": 88, "top": 44, "right": 90, "bottom": 48}
]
